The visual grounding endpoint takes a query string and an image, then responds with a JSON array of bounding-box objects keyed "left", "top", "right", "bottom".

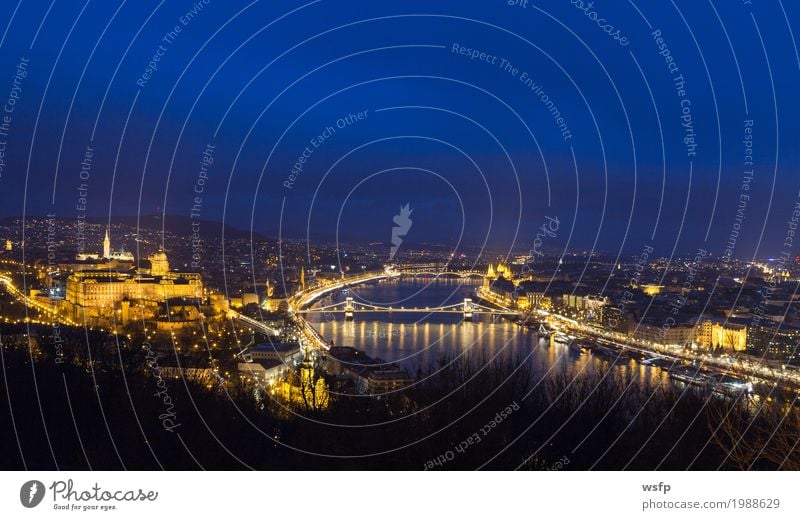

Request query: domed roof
[{"left": 149, "top": 250, "right": 168, "bottom": 261}]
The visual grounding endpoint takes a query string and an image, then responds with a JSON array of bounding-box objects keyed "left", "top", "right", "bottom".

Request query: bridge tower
[
  {"left": 463, "top": 298, "right": 473, "bottom": 321},
  {"left": 345, "top": 296, "right": 354, "bottom": 321}
]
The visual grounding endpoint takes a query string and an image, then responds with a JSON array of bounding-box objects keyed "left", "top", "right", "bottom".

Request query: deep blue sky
[{"left": 0, "top": 0, "right": 799, "bottom": 258}]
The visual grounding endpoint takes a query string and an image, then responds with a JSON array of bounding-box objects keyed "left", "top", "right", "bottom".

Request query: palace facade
[{"left": 63, "top": 247, "right": 203, "bottom": 324}]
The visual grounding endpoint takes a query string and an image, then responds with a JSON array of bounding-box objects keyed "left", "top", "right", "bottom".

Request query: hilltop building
[{"left": 62, "top": 234, "right": 203, "bottom": 324}]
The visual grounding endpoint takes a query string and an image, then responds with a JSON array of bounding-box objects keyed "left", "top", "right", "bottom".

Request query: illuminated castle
[{"left": 64, "top": 248, "right": 203, "bottom": 323}]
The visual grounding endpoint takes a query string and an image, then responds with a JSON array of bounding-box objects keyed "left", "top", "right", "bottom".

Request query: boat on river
[
  {"left": 668, "top": 366, "right": 711, "bottom": 386},
  {"left": 553, "top": 332, "right": 574, "bottom": 344},
  {"left": 709, "top": 374, "right": 753, "bottom": 396}
]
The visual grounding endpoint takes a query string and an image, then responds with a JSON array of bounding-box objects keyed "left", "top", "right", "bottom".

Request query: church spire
[{"left": 103, "top": 227, "right": 111, "bottom": 259}]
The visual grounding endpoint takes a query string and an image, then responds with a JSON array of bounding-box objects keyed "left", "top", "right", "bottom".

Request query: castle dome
[
  {"left": 149, "top": 250, "right": 168, "bottom": 262},
  {"left": 148, "top": 250, "right": 169, "bottom": 276}
]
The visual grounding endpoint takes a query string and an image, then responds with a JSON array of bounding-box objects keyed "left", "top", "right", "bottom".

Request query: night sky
[{"left": 0, "top": 0, "right": 799, "bottom": 257}]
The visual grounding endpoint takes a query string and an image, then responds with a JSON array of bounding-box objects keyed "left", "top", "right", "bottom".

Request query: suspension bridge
[{"left": 296, "top": 296, "right": 519, "bottom": 321}]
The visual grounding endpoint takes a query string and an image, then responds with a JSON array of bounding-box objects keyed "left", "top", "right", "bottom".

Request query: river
[{"left": 305, "top": 277, "right": 668, "bottom": 387}]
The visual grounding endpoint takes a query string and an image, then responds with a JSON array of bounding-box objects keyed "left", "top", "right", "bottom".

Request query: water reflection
[{"left": 308, "top": 278, "right": 668, "bottom": 386}]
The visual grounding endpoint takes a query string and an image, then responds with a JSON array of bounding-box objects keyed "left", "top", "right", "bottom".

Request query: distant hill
[
  {"left": 0, "top": 214, "right": 271, "bottom": 242},
  {"left": 100, "top": 214, "right": 271, "bottom": 241}
]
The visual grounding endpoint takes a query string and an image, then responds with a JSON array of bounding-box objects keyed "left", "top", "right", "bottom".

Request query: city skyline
[
  {"left": 4, "top": 212, "right": 800, "bottom": 260},
  {"left": 5, "top": 0, "right": 800, "bottom": 491}
]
